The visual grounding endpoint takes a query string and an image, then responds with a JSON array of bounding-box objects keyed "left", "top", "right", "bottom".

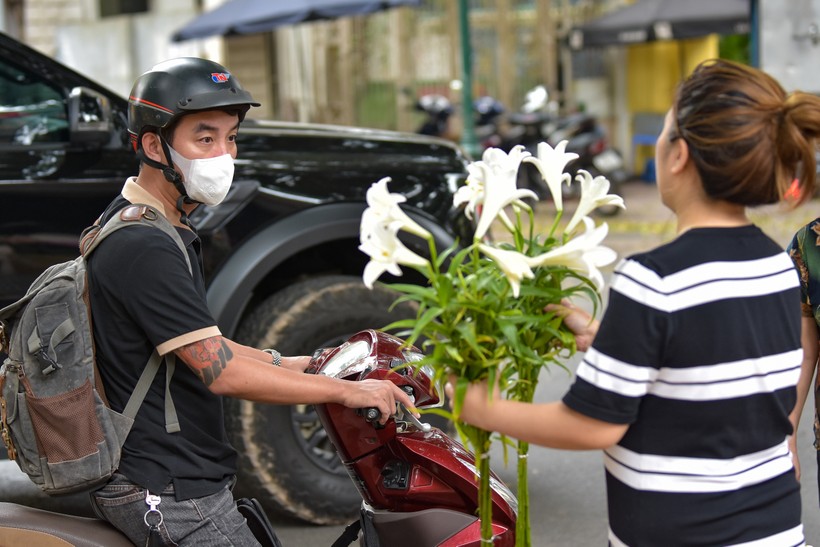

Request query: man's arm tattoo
[{"left": 184, "top": 337, "right": 234, "bottom": 386}]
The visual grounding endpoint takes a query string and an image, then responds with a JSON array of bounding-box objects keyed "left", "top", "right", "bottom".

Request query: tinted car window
[{"left": 0, "top": 58, "right": 67, "bottom": 145}]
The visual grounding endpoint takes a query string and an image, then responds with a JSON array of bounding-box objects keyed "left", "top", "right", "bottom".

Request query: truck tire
[{"left": 228, "top": 275, "right": 417, "bottom": 524}]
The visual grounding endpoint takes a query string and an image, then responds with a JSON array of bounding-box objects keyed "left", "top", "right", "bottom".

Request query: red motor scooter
[
  {"left": 309, "top": 329, "right": 517, "bottom": 547},
  {"left": 0, "top": 329, "right": 516, "bottom": 546}
]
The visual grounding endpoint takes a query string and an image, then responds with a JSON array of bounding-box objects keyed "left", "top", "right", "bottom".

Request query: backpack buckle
[{"left": 36, "top": 347, "right": 61, "bottom": 375}]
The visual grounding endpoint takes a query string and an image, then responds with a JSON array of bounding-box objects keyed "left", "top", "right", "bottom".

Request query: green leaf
[
  {"left": 419, "top": 406, "right": 457, "bottom": 423},
  {"left": 452, "top": 376, "right": 469, "bottom": 419}
]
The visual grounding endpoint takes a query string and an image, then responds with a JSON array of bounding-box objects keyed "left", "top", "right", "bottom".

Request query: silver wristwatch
[{"left": 262, "top": 348, "right": 281, "bottom": 367}]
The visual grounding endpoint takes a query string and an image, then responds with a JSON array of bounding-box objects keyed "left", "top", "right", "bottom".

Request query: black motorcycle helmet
[
  {"left": 128, "top": 57, "right": 259, "bottom": 148},
  {"left": 127, "top": 57, "right": 260, "bottom": 204}
]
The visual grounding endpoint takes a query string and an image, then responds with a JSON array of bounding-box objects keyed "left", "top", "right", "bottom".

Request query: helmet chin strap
[
  {"left": 136, "top": 133, "right": 197, "bottom": 229},
  {"left": 176, "top": 194, "right": 195, "bottom": 230}
]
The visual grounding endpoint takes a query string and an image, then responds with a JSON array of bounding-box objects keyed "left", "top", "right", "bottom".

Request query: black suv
[{"left": 0, "top": 32, "right": 471, "bottom": 524}]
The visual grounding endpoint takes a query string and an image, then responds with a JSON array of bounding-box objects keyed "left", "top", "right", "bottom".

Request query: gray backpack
[{"left": 0, "top": 204, "right": 189, "bottom": 495}]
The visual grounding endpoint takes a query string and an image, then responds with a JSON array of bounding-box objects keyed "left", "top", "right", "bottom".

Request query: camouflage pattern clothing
[{"left": 787, "top": 219, "right": 820, "bottom": 453}]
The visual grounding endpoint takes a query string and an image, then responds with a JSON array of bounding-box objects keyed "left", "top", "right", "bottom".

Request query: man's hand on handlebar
[
  {"left": 282, "top": 355, "right": 312, "bottom": 372},
  {"left": 339, "top": 380, "right": 417, "bottom": 425}
]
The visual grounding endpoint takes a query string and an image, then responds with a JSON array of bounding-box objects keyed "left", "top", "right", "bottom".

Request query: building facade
[{"left": 5, "top": 0, "right": 748, "bottom": 171}]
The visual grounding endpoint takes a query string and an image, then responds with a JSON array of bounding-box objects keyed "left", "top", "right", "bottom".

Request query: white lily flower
[
  {"left": 523, "top": 140, "right": 578, "bottom": 211},
  {"left": 565, "top": 170, "right": 625, "bottom": 233},
  {"left": 359, "top": 209, "right": 429, "bottom": 288},
  {"left": 473, "top": 146, "right": 539, "bottom": 241},
  {"left": 453, "top": 163, "right": 486, "bottom": 220},
  {"left": 366, "top": 177, "right": 433, "bottom": 240},
  {"left": 528, "top": 217, "right": 617, "bottom": 289},
  {"left": 478, "top": 244, "right": 535, "bottom": 298}
]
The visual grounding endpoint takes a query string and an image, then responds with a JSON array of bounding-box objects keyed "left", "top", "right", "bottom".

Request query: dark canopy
[
  {"left": 568, "top": 0, "right": 750, "bottom": 50},
  {"left": 173, "top": 0, "right": 422, "bottom": 42}
]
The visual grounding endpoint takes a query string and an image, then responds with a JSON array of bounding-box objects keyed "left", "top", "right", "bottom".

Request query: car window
[{"left": 0, "top": 58, "right": 68, "bottom": 145}]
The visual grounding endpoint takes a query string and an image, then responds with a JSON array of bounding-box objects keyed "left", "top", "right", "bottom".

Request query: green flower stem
[
  {"left": 512, "top": 373, "right": 537, "bottom": 547},
  {"left": 525, "top": 207, "right": 535, "bottom": 252},
  {"left": 513, "top": 207, "right": 525, "bottom": 252},
  {"left": 549, "top": 208, "right": 564, "bottom": 240},
  {"left": 475, "top": 427, "right": 494, "bottom": 545},
  {"left": 516, "top": 442, "right": 530, "bottom": 547},
  {"left": 426, "top": 236, "right": 439, "bottom": 282}
]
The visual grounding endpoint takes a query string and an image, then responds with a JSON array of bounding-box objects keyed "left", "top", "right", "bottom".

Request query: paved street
[{"left": 2, "top": 180, "right": 820, "bottom": 545}]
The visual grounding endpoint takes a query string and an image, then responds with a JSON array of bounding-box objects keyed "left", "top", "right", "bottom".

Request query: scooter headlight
[{"left": 319, "top": 340, "right": 373, "bottom": 378}]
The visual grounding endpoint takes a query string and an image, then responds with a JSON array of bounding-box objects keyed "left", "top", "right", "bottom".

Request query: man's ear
[{"left": 141, "top": 132, "right": 165, "bottom": 164}]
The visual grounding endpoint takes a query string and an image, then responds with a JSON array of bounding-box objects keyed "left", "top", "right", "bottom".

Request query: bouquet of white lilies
[{"left": 358, "top": 141, "right": 624, "bottom": 546}]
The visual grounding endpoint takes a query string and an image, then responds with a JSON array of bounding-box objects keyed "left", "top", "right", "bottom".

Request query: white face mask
[{"left": 168, "top": 146, "right": 235, "bottom": 206}]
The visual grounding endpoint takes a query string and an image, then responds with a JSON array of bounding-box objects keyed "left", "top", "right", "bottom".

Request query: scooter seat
[
  {"left": 508, "top": 111, "right": 550, "bottom": 126},
  {"left": 0, "top": 502, "right": 132, "bottom": 547}
]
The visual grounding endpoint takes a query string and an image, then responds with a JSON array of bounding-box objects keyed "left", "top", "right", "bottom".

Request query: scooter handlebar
[
  {"left": 364, "top": 407, "right": 381, "bottom": 423},
  {"left": 363, "top": 403, "right": 431, "bottom": 432}
]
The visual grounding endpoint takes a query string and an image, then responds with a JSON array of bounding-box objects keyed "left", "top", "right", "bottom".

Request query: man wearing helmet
[{"left": 85, "top": 58, "right": 413, "bottom": 546}]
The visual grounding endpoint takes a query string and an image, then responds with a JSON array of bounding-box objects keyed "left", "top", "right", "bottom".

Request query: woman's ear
[{"left": 669, "top": 137, "right": 691, "bottom": 175}]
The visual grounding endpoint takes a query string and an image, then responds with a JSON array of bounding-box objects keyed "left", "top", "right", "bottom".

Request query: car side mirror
[{"left": 67, "top": 86, "right": 112, "bottom": 147}]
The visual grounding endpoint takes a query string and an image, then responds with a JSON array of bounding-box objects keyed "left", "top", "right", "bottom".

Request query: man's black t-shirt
[{"left": 87, "top": 182, "right": 236, "bottom": 500}]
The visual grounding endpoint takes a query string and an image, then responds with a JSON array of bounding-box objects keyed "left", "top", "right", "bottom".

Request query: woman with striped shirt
[{"left": 451, "top": 59, "right": 820, "bottom": 545}]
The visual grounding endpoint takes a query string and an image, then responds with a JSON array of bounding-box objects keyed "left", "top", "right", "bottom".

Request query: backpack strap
[
  {"left": 162, "top": 353, "right": 180, "bottom": 434},
  {"left": 81, "top": 204, "right": 192, "bottom": 275},
  {"left": 121, "top": 350, "right": 179, "bottom": 433},
  {"left": 83, "top": 204, "right": 192, "bottom": 434}
]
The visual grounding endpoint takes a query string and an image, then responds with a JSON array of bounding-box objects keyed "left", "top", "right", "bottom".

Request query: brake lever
[
  {"left": 397, "top": 402, "right": 431, "bottom": 433},
  {"left": 364, "top": 403, "right": 431, "bottom": 432}
]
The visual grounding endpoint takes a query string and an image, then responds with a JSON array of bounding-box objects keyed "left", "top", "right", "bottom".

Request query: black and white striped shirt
[{"left": 563, "top": 225, "right": 805, "bottom": 546}]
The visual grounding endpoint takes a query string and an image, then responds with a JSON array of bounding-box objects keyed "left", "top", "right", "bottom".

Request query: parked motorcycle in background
[
  {"left": 500, "top": 85, "right": 557, "bottom": 155},
  {"left": 414, "top": 87, "right": 630, "bottom": 217},
  {"left": 544, "top": 110, "right": 630, "bottom": 216},
  {"left": 503, "top": 86, "right": 630, "bottom": 216},
  {"left": 415, "top": 94, "right": 455, "bottom": 140},
  {"left": 472, "top": 95, "right": 506, "bottom": 150},
  {"left": 415, "top": 92, "right": 506, "bottom": 151}
]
